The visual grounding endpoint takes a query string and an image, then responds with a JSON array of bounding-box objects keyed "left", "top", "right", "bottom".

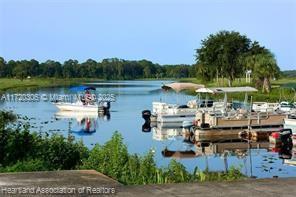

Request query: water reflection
[
  {"left": 145, "top": 122, "right": 296, "bottom": 177},
  {"left": 55, "top": 111, "right": 111, "bottom": 136}
]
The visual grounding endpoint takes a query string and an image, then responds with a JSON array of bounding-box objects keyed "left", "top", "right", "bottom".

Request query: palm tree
[{"left": 243, "top": 51, "right": 280, "bottom": 93}]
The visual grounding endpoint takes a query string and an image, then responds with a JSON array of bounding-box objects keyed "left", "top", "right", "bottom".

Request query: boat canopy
[
  {"left": 162, "top": 82, "right": 205, "bottom": 92},
  {"left": 196, "top": 86, "right": 258, "bottom": 94}
]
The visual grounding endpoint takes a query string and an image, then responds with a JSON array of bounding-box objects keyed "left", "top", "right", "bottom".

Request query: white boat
[
  {"left": 149, "top": 83, "right": 205, "bottom": 125},
  {"left": 55, "top": 85, "right": 111, "bottom": 113},
  {"left": 284, "top": 114, "right": 296, "bottom": 134},
  {"left": 252, "top": 102, "right": 279, "bottom": 112},
  {"left": 153, "top": 86, "right": 257, "bottom": 126},
  {"left": 54, "top": 100, "right": 109, "bottom": 112},
  {"left": 152, "top": 100, "right": 216, "bottom": 126},
  {"left": 279, "top": 101, "right": 295, "bottom": 112},
  {"left": 157, "top": 112, "right": 196, "bottom": 124}
]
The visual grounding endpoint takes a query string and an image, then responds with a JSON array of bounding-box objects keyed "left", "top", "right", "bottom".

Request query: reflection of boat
[
  {"left": 55, "top": 110, "right": 110, "bottom": 122},
  {"left": 55, "top": 110, "right": 110, "bottom": 136},
  {"left": 71, "top": 117, "right": 97, "bottom": 135},
  {"left": 152, "top": 126, "right": 183, "bottom": 141},
  {"left": 71, "top": 129, "right": 96, "bottom": 136},
  {"left": 162, "top": 148, "right": 199, "bottom": 158},
  {"left": 283, "top": 147, "right": 296, "bottom": 166},
  {"left": 195, "top": 140, "right": 270, "bottom": 156},
  {"left": 55, "top": 111, "right": 98, "bottom": 122}
]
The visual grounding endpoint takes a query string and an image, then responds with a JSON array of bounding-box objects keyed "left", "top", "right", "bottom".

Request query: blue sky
[{"left": 0, "top": 0, "right": 295, "bottom": 70}]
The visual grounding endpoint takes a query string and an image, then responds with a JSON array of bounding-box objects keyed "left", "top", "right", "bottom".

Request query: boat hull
[
  {"left": 157, "top": 113, "right": 195, "bottom": 124},
  {"left": 55, "top": 103, "right": 101, "bottom": 112},
  {"left": 284, "top": 118, "right": 296, "bottom": 134}
]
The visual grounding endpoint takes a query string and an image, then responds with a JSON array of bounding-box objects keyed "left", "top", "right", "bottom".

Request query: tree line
[
  {"left": 0, "top": 57, "right": 194, "bottom": 80},
  {"left": 0, "top": 30, "right": 286, "bottom": 92}
]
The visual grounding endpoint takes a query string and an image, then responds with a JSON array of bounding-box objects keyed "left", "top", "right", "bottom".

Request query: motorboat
[
  {"left": 54, "top": 85, "right": 111, "bottom": 112},
  {"left": 279, "top": 101, "right": 295, "bottom": 112},
  {"left": 252, "top": 102, "right": 279, "bottom": 112},
  {"left": 55, "top": 101, "right": 98, "bottom": 112},
  {"left": 155, "top": 105, "right": 197, "bottom": 124},
  {"left": 151, "top": 84, "right": 240, "bottom": 125},
  {"left": 284, "top": 113, "right": 296, "bottom": 134},
  {"left": 144, "top": 83, "right": 205, "bottom": 125},
  {"left": 152, "top": 100, "right": 226, "bottom": 124},
  {"left": 55, "top": 100, "right": 109, "bottom": 112}
]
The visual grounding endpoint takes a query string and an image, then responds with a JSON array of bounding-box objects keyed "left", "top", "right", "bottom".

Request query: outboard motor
[
  {"left": 279, "top": 128, "right": 293, "bottom": 159},
  {"left": 104, "top": 112, "right": 111, "bottom": 121},
  {"left": 142, "top": 110, "right": 151, "bottom": 121},
  {"left": 279, "top": 144, "right": 292, "bottom": 159},
  {"left": 103, "top": 102, "right": 111, "bottom": 114},
  {"left": 280, "top": 128, "right": 293, "bottom": 146},
  {"left": 142, "top": 121, "right": 151, "bottom": 132}
]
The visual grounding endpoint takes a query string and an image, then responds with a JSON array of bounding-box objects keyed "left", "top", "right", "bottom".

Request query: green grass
[
  {"left": 179, "top": 77, "right": 296, "bottom": 102},
  {"left": 0, "top": 78, "right": 102, "bottom": 92},
  {"left": 1, "top": 77, "right": 295, "bottom": 102}
]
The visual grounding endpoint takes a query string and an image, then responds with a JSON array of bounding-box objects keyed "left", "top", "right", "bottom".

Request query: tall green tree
[
  {"left": 0, "top": 57, "right": 6, "bottom": 77},
  {"left": 243, "top": 51, "right": 280, "bottom": 93},
  {"left": 12, "top": 60, "right": 30, "bottom": 80},
  {"left": 40, "top": 60, "right": 61, "bottom": 77},
  {"left": 196, "top": 31, "right": 251, "bottom": 86},
  {"left": 63, "top": 59, "right": 79, "bottom": 78}
]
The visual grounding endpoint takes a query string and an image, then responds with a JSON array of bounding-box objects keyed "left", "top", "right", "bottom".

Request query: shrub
[{"left": 1, "top": 111, "right": 245, "bottom": 185}]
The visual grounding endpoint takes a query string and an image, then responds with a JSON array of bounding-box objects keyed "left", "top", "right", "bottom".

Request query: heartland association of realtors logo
[{"left": 0, "top": 186, "right": 116, "bottom": 195}]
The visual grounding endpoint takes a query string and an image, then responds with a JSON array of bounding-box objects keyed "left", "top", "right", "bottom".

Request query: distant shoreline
[
  {"left": 0, "top": 78, "right": 174, "bottom": 92},
  {"left": 1, "top": 77, "right": 295, "bottom": 103},
  {"left": 0, "top": 78, "right": 102, "bottom": 92}
]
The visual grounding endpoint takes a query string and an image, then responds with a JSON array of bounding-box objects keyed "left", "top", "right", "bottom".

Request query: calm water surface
[{"left": 1, "top": 80, "right": 296, "bottom": 178}]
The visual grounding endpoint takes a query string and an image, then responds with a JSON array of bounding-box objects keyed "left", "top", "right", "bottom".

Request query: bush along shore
[{"left": 0, "top": 111, "right": 245, "bottom": 184}]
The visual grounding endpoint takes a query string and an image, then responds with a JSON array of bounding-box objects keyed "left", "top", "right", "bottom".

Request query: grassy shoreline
[
  {"left": 0, "top": 77, "right": 172, "bottom": 92},
  {"left": 0, "top": 78, "right": 102, "bottom": 92},
  {"left": 179, "top": 77, "right": 296, "bottom": 102},
  {"left": 1, "top": 77, "right": 295, "bottom": 102}
]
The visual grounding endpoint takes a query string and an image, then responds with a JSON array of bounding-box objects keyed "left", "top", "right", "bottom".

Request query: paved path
[
  {"left": 117, "top": 178, "right": 296, "bottom": 197},
  {"left": 1, "top": 170, "right": 296, "bottom": 196}
]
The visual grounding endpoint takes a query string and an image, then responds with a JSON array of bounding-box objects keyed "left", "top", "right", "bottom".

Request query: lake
[{"left": 1, "top": 80, "right": 296, "bottom": 178}]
